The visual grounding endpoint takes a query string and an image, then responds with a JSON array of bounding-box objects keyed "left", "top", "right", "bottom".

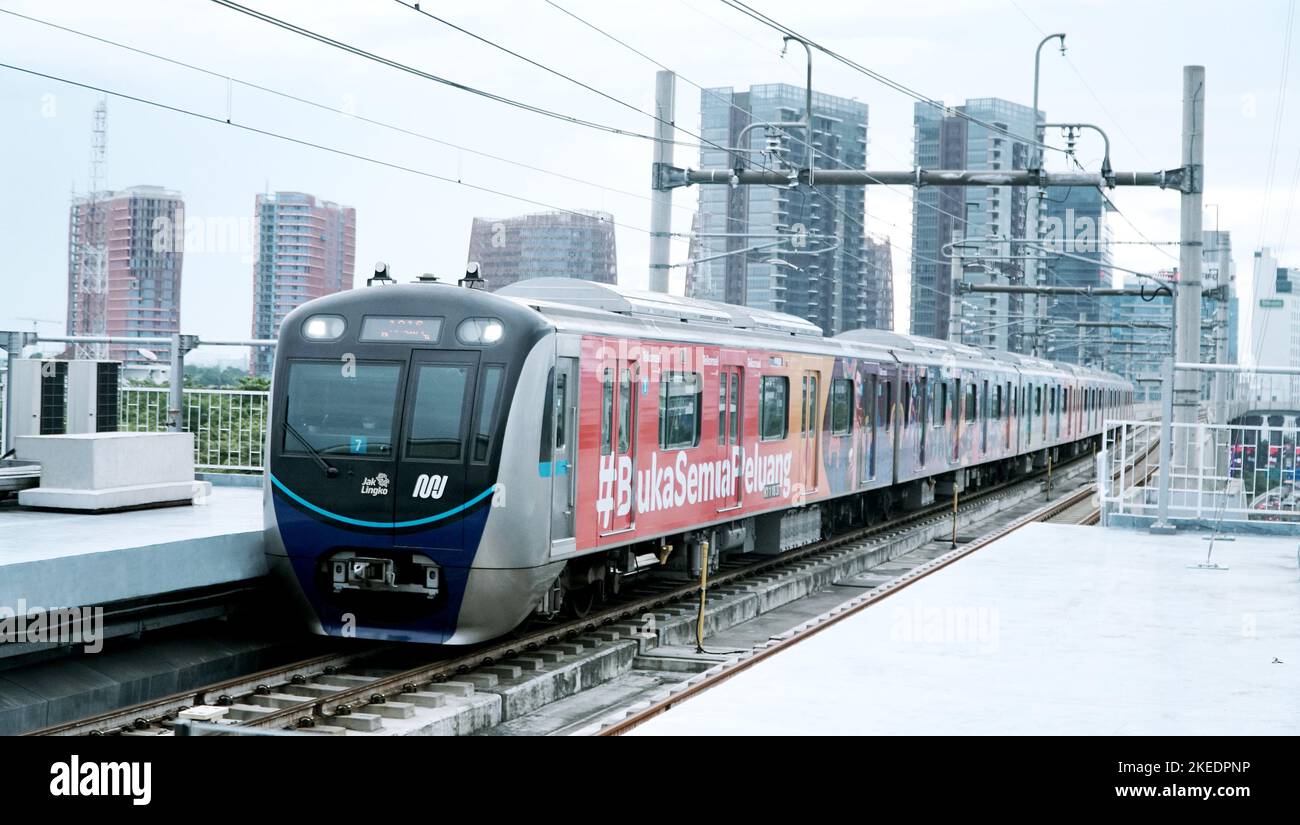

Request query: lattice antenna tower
[{"left": 78, "top": 99, "right": 109, "bottom": 358}]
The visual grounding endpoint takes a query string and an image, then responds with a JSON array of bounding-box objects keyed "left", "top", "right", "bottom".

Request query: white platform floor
[
  {"left": 0, "top": 486, "right": 265, "bottom": 608},
  {"left": 632, "top": 523, "right": 1300, "bottom": 735}
]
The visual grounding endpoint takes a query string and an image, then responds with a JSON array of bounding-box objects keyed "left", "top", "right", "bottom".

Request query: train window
[
  {"left": 282, "top": 360, "right": 400, "bottom": 456},
  {"left": 539, "top": 367, "right": 556, "bottom": 462},
  {"left": 600, "top": 368, "right": 614, "bottom": 455},
  {"left": 618, "top": 367, "right": 633, "bottom": 454},
  {"left": 993, "top": 384, "right": 1002, "bottom": 419},
  {"left": 406, "top": 364, "right": 471, "bottom": 460},
  {"left": 1034, "top": 386, "right": 1042, "bottom": 416},
  {"left": 935, "top": 380, "right": 947, "bottom": 428},
  {"left": 659, "top": 371, "right": 701, "bottom": 449},
  {"left": 882, "top": 380, "right": 893, "bottom": 429},
  {"left": 831, "top": 378, "right": 853, "bottom": 435},
  {"left": 718, "top": 375, "right": 728, "bottom": 445},
  {"left": 965, "top": 383, "right": 977, "bottom": 422},
  {"left": 472, "top": 365, "right": 504, "bottom": 462},
  {"left": 760, "top": 376, "right": 789, "bottom": 441},
  {"left": 903, "top": 380, "right": 911, "bottom": 425},
  {"left": 730, "top": 373, "right": 740, "bottom": 443},
  {"left": 554, "top": 371, "right": 567, "bottom": 450}
]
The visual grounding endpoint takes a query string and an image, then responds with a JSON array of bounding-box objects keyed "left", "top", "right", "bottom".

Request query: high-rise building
[
  {"left": 861, "top": 236, "right": 895, "bottom": 332},
  {"left": 1248, "top": 248, "right": 1300, "bottom": 400},
  {"left": 466, "top": 210, "right": 617, "bottom": 291},
  {"left": 689, "top": 84, "right": 879, "bottom": 335},
  {"left": 1104, "top": 272, "right": 1176, "bottom": 401},
  {"left": 911, "top": 98, "right": 1042, "bottom": 350},
  {"left": 1041, "top": 185, "right": 1113, "bottom": 365},
  {"left": 1200, "top": 230, "right": 1236, "bottom": 398},
  {"left": 67, "top": 185, "right": 185, "bottom": 369},
  {"left": 251, "top": 192, "right": 356, "bottom": 375}
]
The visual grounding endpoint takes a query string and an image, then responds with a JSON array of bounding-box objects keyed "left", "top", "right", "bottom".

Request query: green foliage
[
  {"left": 184, "top": 364, "right": 260, "bottom": 389},
  {"left": 117, "top": 386, "right": 267, "bottom": 473}
]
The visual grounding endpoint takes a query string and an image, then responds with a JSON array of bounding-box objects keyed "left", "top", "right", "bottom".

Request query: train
[{"left": 264, "top": 269, "right": 1134, "bottom": 644}]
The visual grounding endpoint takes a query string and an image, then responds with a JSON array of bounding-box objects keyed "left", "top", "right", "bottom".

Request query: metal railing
[
  {"left": 120, "top": 386, "right": 268, "bottom": 473},
  {"left": 1101, "top": 418, "right": 1300, "bottom": 532}
]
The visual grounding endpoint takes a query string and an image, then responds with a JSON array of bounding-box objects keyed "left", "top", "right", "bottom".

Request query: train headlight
[
  {"left": 457, "top": 317, "right": 504, "bottom": 346},
  {"left": 302, "top": 314, "right": 346, "bottom": 341}
]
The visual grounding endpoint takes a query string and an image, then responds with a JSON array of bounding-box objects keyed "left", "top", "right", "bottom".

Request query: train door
[
  {"left": 1005, "top": 381, "right": 1013, "bottom": 450},
  {"left": 549, "top": 356, "right": 579, "bottom": 545},
  {"left": 801, "top": 370, "right": 820, "bottom": 494},
  {"left": 981, "top": 379, "right": 989, "bottom": 454},
  {"left": 952, "top": 377, "right": 962, "bottom": 463},
  {"left": 718, "top": 364, "right": 743, "bottom": 511},
  {"left": 599, "top": 354, "right": 639, "bottom": 536},
  {"left": 393, "top": 350, "right": 480, "bottom": 551},
  {"left": 918, "top": 372, "right": 928, "bottom": 466},
  {"left": 865, "top": 372, "right": 879, "bottom": 482}
]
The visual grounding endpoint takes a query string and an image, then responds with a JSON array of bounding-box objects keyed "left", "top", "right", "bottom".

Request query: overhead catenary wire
[
  {"left": 1251, "top": 0, "right": 1297, "bottom": 365},
  {"left": 390, "top": 0, "right": 756, "bottom": 170},
  {"left": 0, "top": 7, "right": 699, "bottom": 217},
  {"left": 542, "top": 0, "right": 982, "bottom": 253},
  {"left": 711, "top": 0, "right": 1171, "bottom": 350},
  {"left": 714, "top": 0, "right": 1071, "bottom": 158},
  {"left": 206, "top": 0, "right": 704, "bottom": 149},
  {"left": 0, "top": 61, "right": 657, "bottom": 237},
  {"left": 1005, "top": 0, "right": 1153, "bottom": 167}
]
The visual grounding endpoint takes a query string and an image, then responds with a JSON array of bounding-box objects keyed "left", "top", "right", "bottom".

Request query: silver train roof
[{"left": 495, "top": 278, "right": 1121, "bottom": 383}]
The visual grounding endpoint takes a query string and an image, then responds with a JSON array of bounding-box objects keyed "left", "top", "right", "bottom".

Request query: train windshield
[
  {"left": 406, "top": 364, "right": 472, "bottom": 460},
  {"left": 282, "top": 360, "right": 401, "bottom": 456}
]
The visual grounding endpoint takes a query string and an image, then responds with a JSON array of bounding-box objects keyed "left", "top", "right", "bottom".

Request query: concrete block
[
  {"left": 526, "top": 649, "right": 565, "bottom": 664},
  {"left": 17, "top": 432, "right": 195, "bottom": 489},
  {"left": 223, "top": 703, "right": 274, "bottom": 721},
  {"left": 461, "top": 672, "right": 499, "bottom": 689},
  {"left": 367, "top": 701, "right": 415, "bottom": 719},
  {"left": 283, "top": 683, "right": 344, "bottom": 698},
  {"left": 16, "top": 432, "right": 205, "bottom": 511},
  {"left": 332, "top": 712, "right": 383, "bottom": 732},
  {"left": 20, "top": 481, "right": 208, "bottom": 511},
  {"left": 248, "top": 693, "right": 310, "bottom": 709},
  {"left": 425, "top": 681, "right": 475, "bottom": 697},
  {"left": 300, "top": 725, "right": 348, "bottom": 736},
  {"left": 396, "top": 691, "right": 447, "bottom": 708},
  {"left": 315, "top": 674, "right": 378, "bottom": 687}
]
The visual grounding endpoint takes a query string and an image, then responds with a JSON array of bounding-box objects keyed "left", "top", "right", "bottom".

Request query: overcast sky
[{"left": 1, "top": 0, "right": 1295, "bottom": 364}]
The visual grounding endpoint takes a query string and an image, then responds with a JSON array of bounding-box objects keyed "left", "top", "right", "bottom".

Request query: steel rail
[
  {"left": 238, "top": 452, "right": 1101, "bottom": 731},
  {"left": 36, "top": 439, "right": 1114, "bottom": 735},
  {"left": 27, "top": 647, "right": 394, "bottom": 736},
  {"left": 596, "top": 440, "right": 1160, "bottom": 736}
]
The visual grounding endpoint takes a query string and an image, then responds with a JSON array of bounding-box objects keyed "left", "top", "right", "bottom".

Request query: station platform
[
  {"left": 0, "top": 485, "right": 265, "bottom": 611},
  {"left": 630, "top": 523, "right": 1300, "bottom": 735}
]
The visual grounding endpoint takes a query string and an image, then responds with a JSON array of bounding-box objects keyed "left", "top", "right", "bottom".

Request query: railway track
[
  {"left": 32, "top": 442, "right": 1138, "bottom": 736},
  {"left": 592, "top": 438, "right": 1161, "bottom": 736}
]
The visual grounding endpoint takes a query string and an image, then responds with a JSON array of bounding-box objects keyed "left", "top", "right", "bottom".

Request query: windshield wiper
[{"left": 283, "top": 419, "right": 340, "bottom": 478}]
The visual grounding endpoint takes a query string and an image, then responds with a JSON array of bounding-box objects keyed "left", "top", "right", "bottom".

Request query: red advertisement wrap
[{"left": 575, "top": 334, "right": 841, "bottom": 551}]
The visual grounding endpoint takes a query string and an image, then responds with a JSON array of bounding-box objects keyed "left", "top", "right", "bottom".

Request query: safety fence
[
  {"left": 120, "top": 386, "right": 268, "bottom": 473},
  {"left": 1101, "top": 418, "right": 1300, "bottom": 530}
]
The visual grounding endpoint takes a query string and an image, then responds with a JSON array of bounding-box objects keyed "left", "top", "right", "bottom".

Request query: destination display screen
[{"left": 359, "top": 316, "right": 443, "bottom": 343}]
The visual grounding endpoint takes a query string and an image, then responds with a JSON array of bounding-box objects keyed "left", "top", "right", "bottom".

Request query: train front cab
[{"left": 264, "top": 283, "right": 556, "bottom": 644}]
